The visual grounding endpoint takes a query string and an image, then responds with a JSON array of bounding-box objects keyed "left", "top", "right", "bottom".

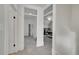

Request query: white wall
[
  {"left": 24, "top": 15, "right": 37, "bottom": 38},
  {"left": 17, "top": 5, "right": 24, "bottom": 51},
  {"left": 7, "top": 5, "right": 18, "bottom": 54},
  {"left": 44, "top": 19, "right": 49, "bottom": 28},
  {"left": 0, "top": 4, "right": 17, "bottom": 55},
  {"left": 37, "top": 8, "right": 44, "bottom": 47},
  {"left": 52, "top": 4, "right": 56, "bottom": 54},
  {"left": 71, "top": 5, "right": 79, "bottom": 55},
  {"left": 71, "top": 5, "right": 79, "bottom": 31},
  {"left": 44, "top": 19, "right": 51, "bottom": 28},
  {"left": 55, "top": 4, "right": 76, "bottom": 55},
  {"left": 4, "top": 5, "right": 24, "bottom": 54},
  {"left": 55, "top": 4, "right": 79, "bottom": 55},
  {"left": 0, "top": 5, "right": 5, "bottom": 55}
]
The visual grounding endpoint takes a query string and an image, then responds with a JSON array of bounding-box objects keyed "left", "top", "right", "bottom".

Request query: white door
[{"left": 8, "top": 5, "right": 17, "bottom": 54}]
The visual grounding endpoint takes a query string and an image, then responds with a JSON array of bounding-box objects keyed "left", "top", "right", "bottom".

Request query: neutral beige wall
[
  {"left": 71, "top": 5, "right": 79, "bottom": 54},
  {"left": 8, "top": 5, "right": 17, "bottom": 54},
  {"left": 37, "top": 8, "right": 44, "bottom": 47},
  {"left": 0, "top": 5, "right": 5, "bottom": 55},
  {"left": 17, "top": 5, "right": 24, "bottom": 51},
  {"left": 55, "top": 4, "right": 76, "bottom": 55},
  {"left": 71, "top": 5, "right": 79, "bottom": 32}
]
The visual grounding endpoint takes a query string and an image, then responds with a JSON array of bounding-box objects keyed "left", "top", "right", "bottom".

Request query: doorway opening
[
  {"left": 11, "top": 4, "right": 53, "bottom": 55},
  {"left": 28, "top": 24, "right": 31, "bottom": 36},
  {"left": 43, "top": 4, "right": 53, "bottom": 54},
  {"left": 24, "top": 6, "right": 37, "bottom": 54}
]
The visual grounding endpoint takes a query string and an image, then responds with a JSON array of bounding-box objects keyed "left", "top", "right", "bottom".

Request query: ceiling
[
  {"left": 24, "top": 15, "right": 37, "bottom": 20},
  {"left": 24, "top": 4, "right": 52, "bottom": 21}
]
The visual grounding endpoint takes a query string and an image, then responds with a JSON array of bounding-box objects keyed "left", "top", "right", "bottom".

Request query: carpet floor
[{"left": 10, "top": 36, "right": 52, "bottom": 55}]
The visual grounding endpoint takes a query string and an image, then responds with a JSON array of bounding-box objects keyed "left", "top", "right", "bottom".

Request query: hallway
[{"left": 11, "top": 36, "right": 52, "bottom": 55}]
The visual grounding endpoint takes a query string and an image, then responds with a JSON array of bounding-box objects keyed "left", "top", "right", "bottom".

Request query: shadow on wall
[
  {"left": 55, "top": 4, "right": 76, "bottom": 55},
  {"left": 56, "top": 24, "right": 76, "bottom": 55},
  {"left": 55, "top": 12, "right": 76, "bottom": 55},
  {"left": 76, "top": 32, "right": 79, "bottom": 55}
]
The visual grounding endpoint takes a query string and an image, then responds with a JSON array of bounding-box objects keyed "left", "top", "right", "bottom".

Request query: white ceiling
[{"left": 24, "top": 4, "right": 52, "bottom": 20}]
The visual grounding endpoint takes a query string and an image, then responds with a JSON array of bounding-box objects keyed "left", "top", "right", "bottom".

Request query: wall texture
[
  {"left": 71, "top": 5, "right": 79, "bottom": 55},
  {"left": 7, "top": 5, "right": 18, "bottom": 54},
  {"left": 17, "top": 5, "right": 24, "bottom": 51},
  {"left": 37, "top": 8, "right": 44, "bottom": 47},
  {"left": 55, "top": 4, "right": 76, "bottom": 55},
  {"left": 0, "top": 5, "right": 5, "bottom": 55}
]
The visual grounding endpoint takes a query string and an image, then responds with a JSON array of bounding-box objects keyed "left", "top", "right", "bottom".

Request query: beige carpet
[{"left": 10, "top": 36, "right": 52, "bottom": 55}]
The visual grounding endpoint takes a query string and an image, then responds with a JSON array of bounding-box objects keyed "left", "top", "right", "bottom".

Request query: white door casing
[{"left": 8, "top": 5, "right": 17, "bottom": 54}]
